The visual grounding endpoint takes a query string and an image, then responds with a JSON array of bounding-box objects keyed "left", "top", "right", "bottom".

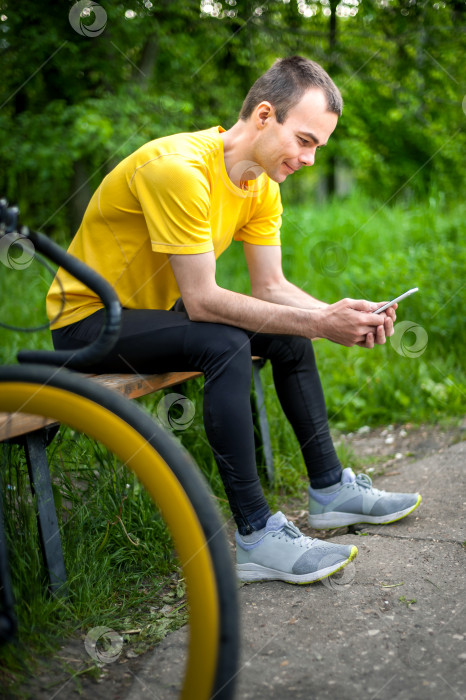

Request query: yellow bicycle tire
[{"left": 0, "top": 364, "right": 239, "bottom": 700}]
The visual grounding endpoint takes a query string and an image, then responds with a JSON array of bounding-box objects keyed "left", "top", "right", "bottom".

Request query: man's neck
[{"left": 219, "top": 122, "right": 264, "bottom": 188}]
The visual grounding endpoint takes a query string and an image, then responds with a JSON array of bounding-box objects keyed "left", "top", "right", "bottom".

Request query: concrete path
[{"left": 126, "top": 442, "right": 465, "bottom": 700}]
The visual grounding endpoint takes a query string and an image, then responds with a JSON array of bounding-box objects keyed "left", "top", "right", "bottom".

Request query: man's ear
[{"left": 255, "top": 101, "right": 274, "bottom": 129}]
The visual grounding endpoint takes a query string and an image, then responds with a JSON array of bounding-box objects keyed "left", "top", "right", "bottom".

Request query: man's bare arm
[
  {"left": 243, "top": 242, "right": 329, "bottom": 309},
  {"left": 243, "top": 242, "right": 396, "bottom": 346},
  {"left": 169, "top": 251, "right": 387, "bottom": 347}
]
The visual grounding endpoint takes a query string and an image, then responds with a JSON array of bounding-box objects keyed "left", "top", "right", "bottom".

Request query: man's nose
[{"left": 299, "top": 149, "right": 315, "bottom": 167}]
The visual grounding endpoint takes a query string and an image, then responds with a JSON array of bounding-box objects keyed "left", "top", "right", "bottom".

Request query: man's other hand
[
  {"left": 316, "top": 299, "right": 397, "bottom": 348},
  {"left": 359, "top": 302, "right": 397, "bottom": 348}
]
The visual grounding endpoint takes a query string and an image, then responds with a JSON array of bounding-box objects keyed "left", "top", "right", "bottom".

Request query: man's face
[{"left": 252, "top": 88, "right": 339, "bottom": 183}]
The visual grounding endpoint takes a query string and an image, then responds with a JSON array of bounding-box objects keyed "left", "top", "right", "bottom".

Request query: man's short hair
[{"left": 239, "top": 55, "right": 343, "bottom": 123}]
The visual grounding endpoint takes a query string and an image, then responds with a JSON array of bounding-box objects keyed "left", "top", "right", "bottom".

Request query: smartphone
[{"left": 373, "top": 287, "right": 419, "bottom": 314}]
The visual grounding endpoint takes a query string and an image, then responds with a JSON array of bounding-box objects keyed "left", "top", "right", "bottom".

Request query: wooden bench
[{"left": 0, "top": 360, "right": 273, "bottom": 595}]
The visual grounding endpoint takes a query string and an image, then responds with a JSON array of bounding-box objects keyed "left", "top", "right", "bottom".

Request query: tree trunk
[
  {"left": 326, "top": 0, "right": 339, "bottom": 197},
  {"left": 134, "top": 34, "right": 158, "bottom": 87},
  {"left": 67, "top": 160, "right": 92, "bottom": 236}
]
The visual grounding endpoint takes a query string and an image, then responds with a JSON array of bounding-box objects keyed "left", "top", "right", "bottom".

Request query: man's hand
[
  {"left": 315, "top": 299, "right": 397, "bottom": 348},
  {"left": 358, "top": 302, "right": 397, "bottom": 348}
]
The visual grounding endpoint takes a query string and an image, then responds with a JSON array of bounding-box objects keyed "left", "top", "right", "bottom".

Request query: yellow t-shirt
[{"left": 46, "top": 126, "right": 283, "bottom": 329}]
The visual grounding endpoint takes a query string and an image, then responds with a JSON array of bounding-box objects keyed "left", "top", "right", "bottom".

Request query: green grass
[
  {"left": 0, "top": 431, "right": 188, "bottom": 695},
  {"left": 0, "top": 193, "right": 464, "bottom": 692}
]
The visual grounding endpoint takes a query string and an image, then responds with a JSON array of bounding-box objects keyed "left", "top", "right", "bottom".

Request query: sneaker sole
[
  {"left": 236, "top": 545, "right": 358, "bottom": 584},
  {"left": 308, "top": 494, "right": 422, "bottom": 529}
]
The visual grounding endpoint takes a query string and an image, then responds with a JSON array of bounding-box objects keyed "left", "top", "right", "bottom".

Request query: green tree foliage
[{"left": 0, "top": 0, "right": 464, "bottom": 237}]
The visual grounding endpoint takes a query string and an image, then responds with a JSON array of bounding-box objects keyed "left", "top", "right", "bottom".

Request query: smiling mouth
[{"left": 284, "top": 163, "right": 295, "bottom": 174}]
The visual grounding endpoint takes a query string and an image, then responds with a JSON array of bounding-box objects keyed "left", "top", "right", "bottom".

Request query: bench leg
[
  {"left": 0, "top": 468, "right": 17, "bottom": 642},
  {"left": 252, "top": 360, "right": 274, "bottom": 485},
  {"left": 23, "top": 431, "right": 67, "bottom": 596}
]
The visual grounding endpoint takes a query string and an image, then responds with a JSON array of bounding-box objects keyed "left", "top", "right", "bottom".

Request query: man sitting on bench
[{"left": 47, "top": 56, "right": 422, "bottom": 585}]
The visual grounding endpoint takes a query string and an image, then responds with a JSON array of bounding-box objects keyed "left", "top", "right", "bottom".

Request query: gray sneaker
[
  {"left": 308, "top": 467, "right": 422, "bottom": 529},
  {"left": 236, "top": 511, "right": 357, "bottom": 584}
]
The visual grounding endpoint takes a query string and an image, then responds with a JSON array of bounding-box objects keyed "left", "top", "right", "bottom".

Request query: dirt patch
[
  {"left": 14, "top": 637, "right": 146, "bottom": 700},
  {"left": 334, "top": 418, "right": 466, "bottom": 468}
]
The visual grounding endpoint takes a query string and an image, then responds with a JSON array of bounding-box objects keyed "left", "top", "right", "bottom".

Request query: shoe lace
[
  {"left": 355, "top": 473, "right": 372, "bottom": 488},
  {"left": 355, "top": 473, "right": 384, "bottom": 495},
  {"left": 272, "top": 519, "right": 310, "bottom": 547}
]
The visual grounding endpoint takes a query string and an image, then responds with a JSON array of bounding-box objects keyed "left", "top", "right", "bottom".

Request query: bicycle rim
[{"left": 0, "top": 365, "right": 239, "bottom": 700}]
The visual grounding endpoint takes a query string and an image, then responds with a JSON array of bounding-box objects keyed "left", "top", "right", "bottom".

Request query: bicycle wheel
[{"left": 0, "top": 364, "right": 239, "bottom": 700}]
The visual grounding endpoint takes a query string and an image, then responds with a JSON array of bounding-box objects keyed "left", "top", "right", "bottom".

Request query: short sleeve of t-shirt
[
  {"left": 130, "top": 155, "right": 214, "bottom": 255},
  {"left": 234, "top": 178, "right": 282, "bottom": 247}
]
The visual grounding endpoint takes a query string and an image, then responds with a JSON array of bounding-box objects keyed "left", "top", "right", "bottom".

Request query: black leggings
[{"left": 52, "top": 308, "right": 342, "bottom": 534}]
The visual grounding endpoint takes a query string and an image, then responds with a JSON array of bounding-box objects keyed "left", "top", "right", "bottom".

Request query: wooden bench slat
[
  {"left": 0, "top": 413, "right": 58, "bottom": 441},
  {"left": 0, "top": 370, "right": 205, "bottom": 441},
  {"left": 91, "top": 370, "right": 203, "bottom": 399}
]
